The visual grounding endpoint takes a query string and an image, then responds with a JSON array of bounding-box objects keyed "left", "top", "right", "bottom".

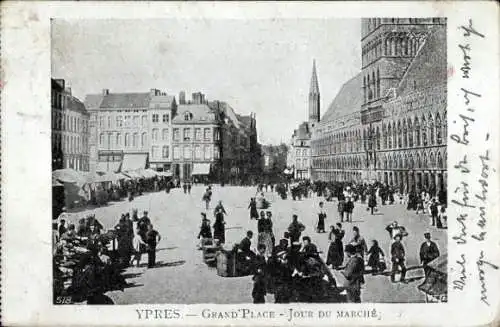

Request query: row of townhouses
[{"left": 51, "top": 83, "right": 261, "bottom": 183}]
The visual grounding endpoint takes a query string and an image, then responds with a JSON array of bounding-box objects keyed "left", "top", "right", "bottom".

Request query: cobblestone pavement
[{"left": 64, "top": 185, "right": 446, "bottom": 303}]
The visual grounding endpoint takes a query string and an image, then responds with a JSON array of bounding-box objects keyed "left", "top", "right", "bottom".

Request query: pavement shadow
[
  {"left": 156, "top": 246, "right": 178, "bottom": 252},
  {"left": 122, "top": 272, "right": 143, "bottom": 279},
  {"left": 149, "top": 260, "right": 186, "bottom": 268},
  {"left": 123, "top": 283, "right": 144, "bottom": 290}
]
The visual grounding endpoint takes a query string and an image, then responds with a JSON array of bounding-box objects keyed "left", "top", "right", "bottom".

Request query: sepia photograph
[{"left": 50, "top": 17, "right": 448, "bottom": 305}]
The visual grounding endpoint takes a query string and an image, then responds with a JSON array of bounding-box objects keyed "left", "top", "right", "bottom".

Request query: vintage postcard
[{"left": 1, "top": 1, "right": 499, "bottom": 326}]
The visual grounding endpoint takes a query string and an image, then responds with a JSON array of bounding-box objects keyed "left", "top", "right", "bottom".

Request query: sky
[{"left": 52, "top": 19, "right": 360, "bottom": 145}]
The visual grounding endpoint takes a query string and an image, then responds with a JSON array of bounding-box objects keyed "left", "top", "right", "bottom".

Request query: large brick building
[
  {"left": 51, "top": 79, "right": 90, "bottom": 171},
  {"left": 311, "top": 18, "right": 447, "bottom": 194}
]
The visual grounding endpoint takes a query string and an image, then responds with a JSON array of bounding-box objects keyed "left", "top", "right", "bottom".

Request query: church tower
[{"left": 308, "top": 59, "right": 320, "bottom": 128}]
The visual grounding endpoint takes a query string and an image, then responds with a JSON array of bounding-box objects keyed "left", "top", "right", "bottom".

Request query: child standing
[{"left": 367, "top": 240, "right": 385, "bottom": 275}]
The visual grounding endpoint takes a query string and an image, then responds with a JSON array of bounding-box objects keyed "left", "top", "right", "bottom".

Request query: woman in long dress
[
  {"left": 213, "top": 201, "right": 227, "bottom": 244},
  {"left": 326, "top": 223, "right": 345, "bottom": 269},
  {"left": 316, "top": 201, "right": 327, "bottom": 233}
]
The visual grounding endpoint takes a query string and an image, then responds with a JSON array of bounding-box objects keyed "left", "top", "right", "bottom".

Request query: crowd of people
[{"left": 195, "top": 179, "right": 445, "bottom": 304}]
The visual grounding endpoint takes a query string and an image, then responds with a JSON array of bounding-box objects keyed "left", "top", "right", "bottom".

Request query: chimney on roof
[
  {"left": 192, "top": 92, "right": 206, "bottom": 105},
  {"left": 150, "top": 88, "right": 159, "bottom": 96},
  {"left": 179, "top": 91, "right": 186, "bottom": 104},
  {"left": 102, "top": 89, "right": 109, "bottom": 96}
]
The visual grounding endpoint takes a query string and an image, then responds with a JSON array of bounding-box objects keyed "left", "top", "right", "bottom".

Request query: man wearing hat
[
  {"left": 419, "top": 232, "right": 440, "bottom": 277},
  {"left": 138, "top": 211, "right": 151, "bottom": 240},
  {"left": 342, "top": 244, "right": 365, "bottom": 303}
]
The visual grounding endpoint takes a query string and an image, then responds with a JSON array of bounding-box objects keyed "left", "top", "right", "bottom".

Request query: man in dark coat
[
  {"left": 287, "top": 215, "right": 305, "bottom": 244},
  {"left": 342, "top": 244, "right": 365, "bottom": 303},
  {"left": 137, "top": 211, "right": 151, "bottom": 240},
  {"left": 145, "top": 224, "right": 161, "bottom": 268},
  {"left": 391, "top": 234, "right": 407, "bottom": 283},
  {"left": 237, "top": 231, "right": 256, "bottom": 275},
  {"left": 419, "top": 232, "right": 440, "bottom": 277}
]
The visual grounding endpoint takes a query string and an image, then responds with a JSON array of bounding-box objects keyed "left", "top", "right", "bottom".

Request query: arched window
[
  {"left": 363, "top": 76, "right": 367, "bottom": 102},
  {"left": 376, "top": 68, "right": 380, "bottom": 98},
  {"left": 409, "top": 153, "right": 414, "bottom": 169},
  {"left": 438, "top": 152, "right": 444, "bottom": 168},
  {"left": 421, "top": 116, "right": 428, "bottom": 146},
  {"left": 184, "top": 111, "right": 193, "bottom": 121},
  {"left": 372, "top": 71, "right": 376, "bottom": 99},
  {"left": 403, "top": 120, "right": 408, "bottom": 148},
  {"left": 398, "top": 154, "right": 403, "bottom": 169},
  {"left": 376, "top": 126, "right": 381, "bottom": 150},
  {"left": 429, "top": 152, "right": 435, "bottom": 168},
  {"left": 414, "top": 117, "right": 420, "bottom": 146},
  {"left": 436, "top": 113, "right": 443, "bottom": 144},
  {"left": 416, "top": 152, "right": 421, "bottom": 168},
  {"left": 141, "top": 132, "right": 147, "bottom": 147},
  {"left": 428, "top": 114, "right": 434, "bottom": 145},
  {"left": 423, "top": 152, "right": 428, "bottom": 169},
  {"left": 367, "top": 75, "right": 372, "bottom": 100},
  {"left": 388, "top": 123, "right": 393, "bottom": 148},
  {"left": 397, "top": 121, "right": 402, "bottom": 148}
]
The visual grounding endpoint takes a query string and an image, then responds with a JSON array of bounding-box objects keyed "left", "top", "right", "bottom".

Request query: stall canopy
[
  {"left": 138, "top": 168, "right": 159, "bottom": 179},
  {"left": 418, "top": 256, "right": 447, "bottom": 297},
  {"left": 96, "top": 161, "right": 121, "bottom": 174},
  {"left": 192, "top": 163, "right": 211, "bottom": 175},
  {"left": 52, "top": 168, "right": 87, "bottom": 185},
  {"left": 121, "top": 153, "right": 148, "bottom": 171},
  {"left": 158, "top": 171, "right": 172, "bottom": 177},
  {"left": 122, "top": 170, "right": 143, "bottom": 179}
]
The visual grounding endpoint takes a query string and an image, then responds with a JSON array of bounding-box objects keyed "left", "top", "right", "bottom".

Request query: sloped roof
[
  {"left": 396, "top": 26, "right": 447, "bottom": 96},
  {"left": 319, "top": 73, "right": 363, "bottom": 125},
  {"left": 66, "top": 95, "right": 88, "bottom": 115},
  {"left": 100, "top": 93, "right": 151, "bottom": 109},
  {"left": 173, "top": 104, "right": 217, "bottom": 123},
  {"left": 84, "top": 94, "right": 104, "bottom": 110},
  {"left": 150, "top": 95, "right": 175, "bottom": 108}
]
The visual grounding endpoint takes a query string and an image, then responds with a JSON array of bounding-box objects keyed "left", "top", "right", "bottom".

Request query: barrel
[{"left": 216, "top": 249, "right": 236, "bottom": 277}]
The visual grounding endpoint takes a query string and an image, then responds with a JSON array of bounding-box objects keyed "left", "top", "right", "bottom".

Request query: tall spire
[
  {"left": 308, "top": 59, "right": 320, "bottom": 125},
  {"left": 309, "top": 59, "right": 319, "bottom": 95}
]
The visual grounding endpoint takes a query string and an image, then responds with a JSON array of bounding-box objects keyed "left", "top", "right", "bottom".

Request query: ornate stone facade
[{"left": 311, "top": 18, "right": 447, "bottom": 194}]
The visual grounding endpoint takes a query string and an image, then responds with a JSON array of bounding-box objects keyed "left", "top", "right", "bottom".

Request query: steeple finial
[{"left": 310, "top": 59, "right": 319, "bottom": 94}]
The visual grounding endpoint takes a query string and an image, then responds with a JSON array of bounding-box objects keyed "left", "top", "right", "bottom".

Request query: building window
[
  {"left": 183, "top": 128, "right": 191, "bottom": 141},
  {"left": 303, "top": 149, "right": 307, "bottom": 156},
  {"left": 142, "top": 115, "right": 147, "bottom": 126},
  {"left": 133, "top": 133, "right": 138, "bottom": 147},
  {"left": 214, "top": 146, "right": 219, "bottom": 159},
  {"left": 184, "top": 112, "right": 193, "bottom": 121},
  {"left": 152, "top": 146, "right": 159, "bottom": 159},
  {"left": 162, "top": 128, "right": 169, "bottom": 141},
  {"left": 195, "top": 128, "right": 202, "bottom": 141},
  {"left": 214, "top": 128, "right": 220, "bottom": 141},
  {"left": 204, "top": 128, "right": 211, "bottom": 141},
  {"left": 99, "top": 133, "right": 104, "bottom": 146},
  {"left": 173, "top": 128, "right": 180, "bottom": 141},
  {"left": 125, "top": 133, "right": 130, "bottom": 147},
  {"left": 124, "top": 115, "right": 131, "bottom": 127},
  {"left": 116, "top": 133, "right": 122, "bottom": 147},
  {"left": 152, "top": 114, "right": 159, "bottom": 123},
  {"left": 195, "top": 145, "right": 202, "bottom": 159},
  {"left": 162, "top": 114, "right": 169, "bottom": 123},
  {"left": 173, "top": 146, "right": 180, "bottom": 159},
  {"left": 204, "top": 145, "right": 212, "bottom": 159},
  {"left": 99, "top": 116, "right": 104, "bottom": 128},
  {"left": 296, "top": 159, "right": 301, "bottom": 168},
  {"left": 296, "top": 149, "right": 300, "bottom": 156},
  {"left": 107, "top": 116, "right": 112, "bottom": 128},
  {"left": 141, "top": 132, "right": 147, "bottom": 147},
  {"left": 133, "top": 115, "right": 139, "bottom": 127},
  {"left": 152, "top": 128, "right": 159, "bottom": 141},
  {"left": 162, "top": 146, "right": 169, "bottom": 158},
  {"left": 184, "top": 146, "right": 192, "bottom": 159}
]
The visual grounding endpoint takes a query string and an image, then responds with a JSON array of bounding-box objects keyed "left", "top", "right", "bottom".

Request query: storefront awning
[
  {"left": 121, "top": 153, "right": 148, "bottom": 171},
  {"left": 192, "top": 163, "right": 211, "bottom": 175},
  {"left": 96, "top": 161, "right": 121, "bottom": 173}
]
